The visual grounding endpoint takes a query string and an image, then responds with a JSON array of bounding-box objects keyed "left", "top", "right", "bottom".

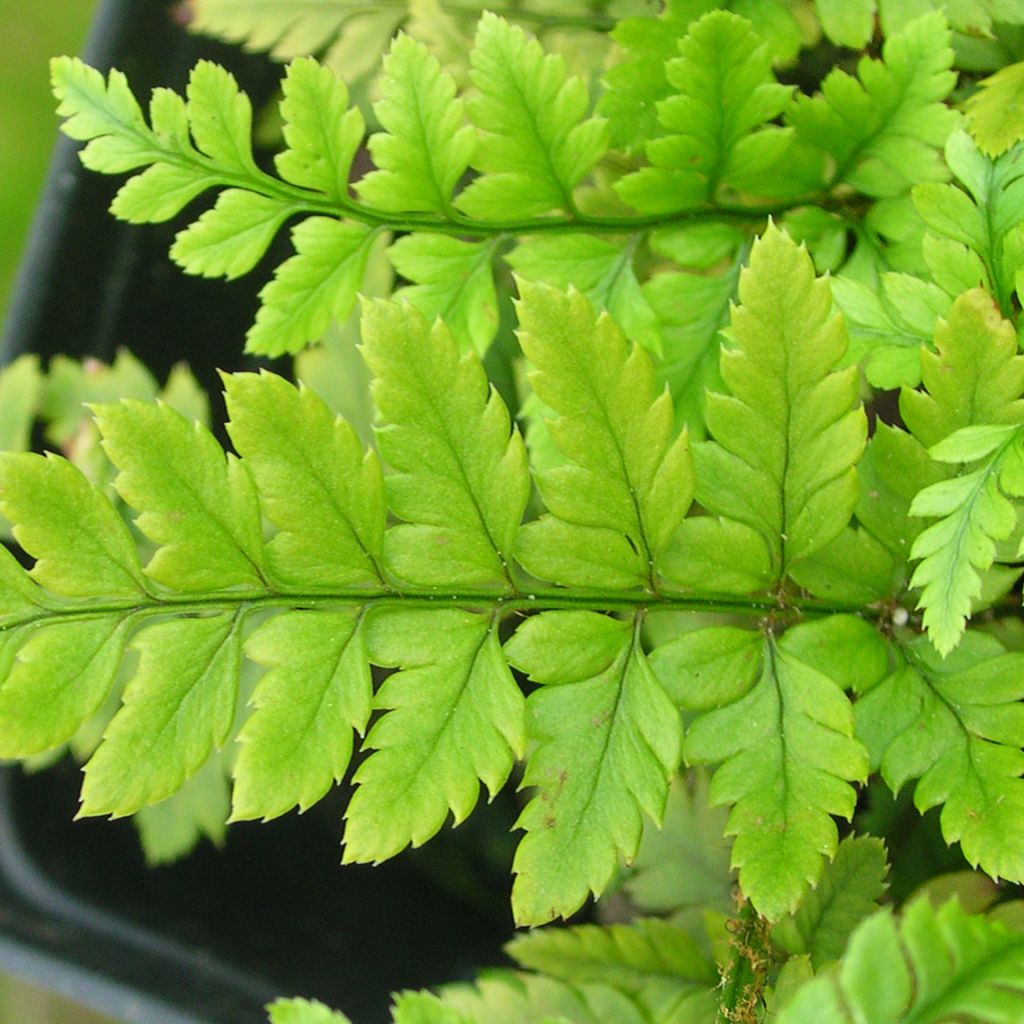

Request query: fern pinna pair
[{"left": 7, "top": 0, "right": 1024, "bottom": 1021}]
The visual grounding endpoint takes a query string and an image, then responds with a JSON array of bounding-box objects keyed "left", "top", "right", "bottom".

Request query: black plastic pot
[{"left": 0, "top": 3, "right": 514, "bottom": 1021}]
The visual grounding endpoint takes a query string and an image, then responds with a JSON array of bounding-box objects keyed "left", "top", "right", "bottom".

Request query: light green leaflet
[
  {"left": 506, "top": 918, "right": 717, "bottom": 1022},
  {"left": 343, "top": 608, "right": 525, "bottom": 863},
  {"left": 233, "top": 610, "right": 372, "bottom": 821},
  {"left": 912, "top": 130, "right": 1024, "bottom": 317},
  {"left": 616, "top": 10, "right": 794, "bottom": 214},
  {"left": 654, "top": 619, "right": 870, "bottom": 920},
  {"left": 361, "top": 298, "right": 529, "bottom": 588},
  {"left": 507, "top": 612, "right": 681, "bottom": 924},
  {"left": 787, "top": 12, "right": 956, "bottom": 196},
  {"left": 436, "top": 970, "right": 651, "bottom": 1024},
  {"left": 660, "top": 224, "right": 865, "bottom": 592},
  {"left": 357, "top": 33, "right": 474, "bottom": 214},
  {"left": 855, "top": 632, "right": 1024, "bottom": 884},
  {"left": 515, "top": 281, "right": 693, "bottom": 590},
  {"left": 772, "top": 836, "right": 889, "bottom": 969},
  {"left": 267, "top": 997, "right": 352, "bottom": 1024},
  {"left": 81, "top": 612, "right": 244, "bottom": 817},
  {"left": 965, "top": 62, "right": 1024, "bottom": 157},
  {"left": 95, "top": 400, "right": 267, "bottom": 591},
  {"left": 777, "top": 900, "right": 1024, "bottom": 1024},
  {"left": 901, "top": 289, "right": 1024, "bottom": 653},
  {"left": 224, "top": 371, "right": 386, "bottom": 589},
  {"left": 456, "top": 13, "right": 607, "bottom": 219}
]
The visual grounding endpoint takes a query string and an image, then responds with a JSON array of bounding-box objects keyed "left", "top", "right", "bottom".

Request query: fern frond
[
  {"left": 913, "top": 130, "right": 1024, "bottom": 316},
  {"left": 456, "top": 13, "right": 608, "bottom": 219},
  {"left": 855, "top": 631, "right": 1024, "bottom": 883},
  {"left": 360, "top": 298, "right": 529, "bottom": 588},
  {"left": 787, "top": 12, "right": 956, "bottom": 197},
  {"left": 357, "top": 33, "right": 474, "bottom": 215},
  {"left": 654, "top": 620, "right": 869, "bottom": 919},
  {"left": 267, "top": 997, "right": 352, "bottom": 1024},
  {"left": 616, "top": 10, "right": 794, "bottom": 214},
  {"left": 777, "top": 898, "right": 1024, "bottom": 1024},
  {"left": 429, "top": 968, "right": 652, "bottom": 1024},
  {"left": 505, "top": 918, "right": 717, "bottom": 1021},
  {"left": 344, "top": 607, "right": 525, "bottom": 862},
  {"left": 772, "top": 835, "right": 889, "bottom": 969},
  {"left": 661, "top": 224, "right": 865, "bottom": 592},
  {"left": 514, "top": 281, "right": 693, "bottom": 590},
  {"left": 507, "top": 611, "right": 682, "bottom": 924},
  {"left": 965, "top": 62, "right": 1024, "bottom": 157}
]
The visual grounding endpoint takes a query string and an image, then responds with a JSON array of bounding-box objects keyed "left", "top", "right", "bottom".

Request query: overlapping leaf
[
  {"left": 616, "top": 10, "right": 794, "bottom": 214},
  {"left": 855, "top": 632, "right": 1024, "bottom": 883},
  {"left": 652, "top": 619, "right": 869, "bottom": 919},
  {"left": 515, "top": 281, "right": 693, "bottom": 589},
  {"left": 507, "top": 612, "right": 681, "bottom": 925},
  {"left": 660, "top": 224, "right": 865, "bottom": 593},
  {"left": 787, "top": 12, "right": 956, "bottom": 196},
  {"left": 456, "top": 13, "right": 608, "bottom": 219},
  {"left": 902, "top": 289, "right": 1024, "bottom": 653},
  {"left": 913, "top": 130, "right": 1024, "bottom": 317},
  {"left": 360, "top": 298, "right": 529, "bottom": 588},
  {"left": 965, "top": 62, "right": 1024, "bottom": 158},
  {"left": 777, "top": 899, "right": 1024, "bottom": 1024},
  {"left": 344, "top": 608, "right": 525, "bottom": 863},
  {"left": 506, "top": 918, "right": 717, "bottom": 1021}
]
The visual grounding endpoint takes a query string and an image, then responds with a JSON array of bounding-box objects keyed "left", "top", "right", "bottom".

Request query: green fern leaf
[
  {"left": 856, "top": 631, "right": 1024, "bottom": 883},
  {"left": 666, "top": 621, "right": 868, "bottom": 919},
  {"left": 625, "top": 770, "right": 735, "bottom": 929},
  {"left": 777, "top": 899, "right": 1024, "bottom": 1024},
  {"left": 247, "top": 220, "right": 378, "bottom": 357},
  {"left": 506, "top": 918, "right": 717, "bottom": 1021},
  {"left": 965, "top": 62, "right": 1024, "bottom": 157},
  {"left": 663, "top": 224, "right": 865, "bottom": 591},
  {"left": 617, "top": 10, "right": 793, "bottom": 214},
  {"left": 275, "top": 56, "right": 363, "bottom": 202},
  {"left": 598, "top": 0, "right": 712, "bottom": 153},
  {"left": 831, "top": 273, "right": 951, "bottom": 390},
  {"left": 80, "top": 612, "right": 244, "bottom": 816},
  {"left": 0, "top": 616, "right": 131, "bottom": 758},
  {"left": 358, "top": 33, "right": 475, "bottom": 214},
  {"left": 232, "top": 610, "right": 371, "bottom": 820},
  {"left": 223, "top": 371, "right": 385, "bottom": 588},
  {"left": 360, "top": 299, "right": 529, "bottom": 588},
  {"left": 507, "top": 235, "right": 661, "bottom": 355},
  {"left": 514, "top": 281, "right": 693, "bottom": 590},
  {"left": 456, "top": 13, "right": 608, "bottom": 219},
  {"left": 134, "top": 754, "right": 230, "bottom": 865},
  {"left": 267, "top": 997, "right": 352, "bottom": 1024},
  {"left": 643, "top": 264, "right": 736, "bottom": 440},
  {"left": 910, "top": 422, "right": 1024, "bottom": 655},
  {"left": 388, "top": 234, "right": 500, "bottom": 356},
  {"left": 507, "top": 611, "right": 682, "bottom": 925},
  {"left": 0, "top": 452, "right": 146, "bottom": 597},
  {"left": 816, "top": 0, "right": 876, "bottom": 47},
  {"left": 185, "top": 59, "right": 258, "bottom": 176},
  {"left": 772, "top": 835, "right": 889, "bottom": 968},
  {"left": 899, "top": 286, "right": 1024, "bottom": 449},
  {"left": 787, "top": 12, "right": 956, "bottom": 196},
  {"left": 912, "top": 130, "right": 1024, "bottom": 316},
  {"left": 94, "top": 400, "right": 266, "bottom": 591},
  {"left": 343, "top": 608, "right": 524, "bottom": 862},
  {"left": 408, "top": 973, "right": 649, "bottom": 1024},
  {"left": 170, "top": 190, "right": 288, "bottom": 279}
]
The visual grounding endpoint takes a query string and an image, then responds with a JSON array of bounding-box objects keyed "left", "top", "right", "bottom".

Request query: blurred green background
[
  {"left": 0, "top": 4, "right": 120, "bottom": 1019},
  {"left": 0, "top": 0, "right": 98, "bottom": 315}
]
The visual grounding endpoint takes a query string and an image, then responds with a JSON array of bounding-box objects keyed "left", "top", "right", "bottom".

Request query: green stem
[
  {"left": 716, "top": 898, "right": 773, "bottom": 1024},
  {"left": 5, "top": 584, "right": 875, "bottom": 635}
]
